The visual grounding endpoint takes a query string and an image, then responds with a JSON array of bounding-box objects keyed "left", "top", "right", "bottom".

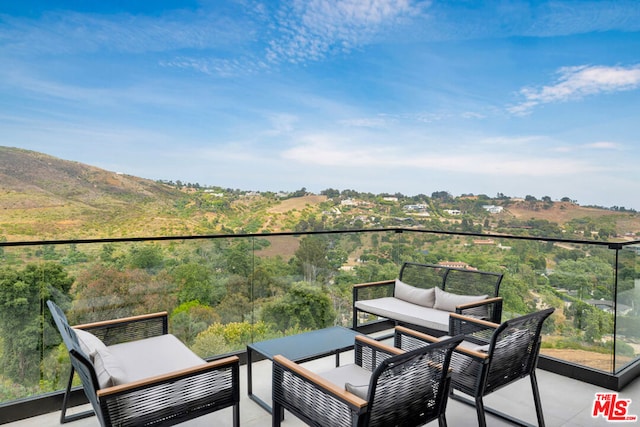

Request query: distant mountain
[
  {"left": 0, "top": 146, "right": 181, "bottom": 208},
  {"left": 0, "top": 146, "right": 189, "bottom": 240}
]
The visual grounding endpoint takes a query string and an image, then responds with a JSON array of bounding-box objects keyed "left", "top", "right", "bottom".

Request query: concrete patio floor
[{"left": 9, "top": 350, "right": 639, "bottom": 427}]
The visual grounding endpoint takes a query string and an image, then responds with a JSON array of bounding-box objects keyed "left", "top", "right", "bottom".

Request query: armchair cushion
[
  {"left": 107, "top": 334, "right": 205, "bottom": 384},
  {"left": 94, "top": 348, "right": 127, "bottom": 388},
  {"left": 434, "top": 287, "right": 488, "bottom": 316},
  {"left": 345, "top": 382, "right": 368, "bottom": 400},
  {"left": 318, "top": 363, "right": 372, "bottom": 399},
  {"left": 92, "top": 334, "right": 206, "bottom": 388},
  {"left": 394, "top": 279, "right": 435, "bottom": 307},
  {"left": 74, "top": 328, "right": 107, "bottom": 361}
]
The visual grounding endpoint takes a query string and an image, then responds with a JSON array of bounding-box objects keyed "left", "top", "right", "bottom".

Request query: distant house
[
  {"left": 382, "top": 197, "right": 398, "bottom": 202},
  {"left": 403, "top": 203, "right": 428, "bottom": 211},
  {"left": 403, "top": 204, "right": 429, "bottom": 216},
  {"left": 438, "top": 261, "right": 477, "bottom": 270},
  {"left": 482, "top": 205, "right": 504, "bottom": 214},
  {"left": 585, "top": 299, "right": 633, "bottom": 315},
  {"left": 473, "top": 239, "right": 495, "bottom": 245},
  {"left": 444, "top": 209, "right": 461, "bottom": 215}
]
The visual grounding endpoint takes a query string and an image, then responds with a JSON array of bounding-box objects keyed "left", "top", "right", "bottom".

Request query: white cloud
[
  {"left": 339, "top": 116, "right": 395, "bottom": 128},
  {"left": 550, "top": 141, "right": 623, "bottom": 153},
  {"left": 281, "top": 138, "right": 602, "bottom": 176},
  {"left": 265, "top": 0, "right": 426, "bottom": 64},
  {"left": 265, "top": 113, "right": 299, "bottom": 135},
  {"left": 510, "top": 64, "right": 640, "bottom": 114},
  {"left": 585, "top": 141, "right": 621, "bottom": 150}
]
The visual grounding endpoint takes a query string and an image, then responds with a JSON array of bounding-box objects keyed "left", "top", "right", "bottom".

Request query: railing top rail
[{"left": 2, "top": 227, "right": 638, "bottom": 248}]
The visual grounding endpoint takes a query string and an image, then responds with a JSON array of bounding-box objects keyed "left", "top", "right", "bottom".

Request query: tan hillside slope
[{"left": 0, "top": 146, "right": 188, "bottom": 240}]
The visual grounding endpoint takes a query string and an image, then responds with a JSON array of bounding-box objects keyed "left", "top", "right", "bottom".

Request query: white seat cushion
[
  {"left": 319, "top": 363, "right": 372, "bottom": 386},
  {"left": 105, "top": 334, "right": 205, "bottom": 385},
  {"left": 355, "top": 297, "right": 450, "bottom": 332},
  {"left": 318, "top": 363, "right": 372, "bottom": 400}
]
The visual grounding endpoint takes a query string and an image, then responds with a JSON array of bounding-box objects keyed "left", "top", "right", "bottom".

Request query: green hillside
[{"left": 1, "top": 146, "right": 640, "bottom": 242}]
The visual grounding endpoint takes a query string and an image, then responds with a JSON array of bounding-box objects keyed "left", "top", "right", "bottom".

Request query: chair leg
[
  {"left": 530, "top": 371, "right": 546, "bottom": 427},
  {"left": 60, "top": 367, "right": 94, "bottom": 423},
  {"left": 438, "top": 413, "right": 448, "bottom": 427},
  {"left": 272, "top": 402, "right": 282, "bottom": 427},
  {"left": 475, "top": 395, "right": 487, "bottom": 427},
  {"left": 233, "top": 402, "right": 240, "bottom": 427}
]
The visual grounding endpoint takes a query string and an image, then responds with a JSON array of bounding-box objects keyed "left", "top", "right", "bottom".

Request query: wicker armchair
[
  {"left": 395, "top": 308, "right": 555, "bottom": 427},
  {"left": 47, "top": 300, "right": 240, "bottom": 427},
  {"left": 272, "top": 334, "right": 463, "bottom": 427}
]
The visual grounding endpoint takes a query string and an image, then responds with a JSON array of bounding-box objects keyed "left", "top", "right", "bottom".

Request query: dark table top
[{"left": 248, "top": 326, "right": 362, "bottom": 362}]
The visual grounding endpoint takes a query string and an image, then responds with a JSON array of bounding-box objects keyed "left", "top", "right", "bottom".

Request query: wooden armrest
[
  {"left": 454, "top": 346, "right": 490, "bottom": 360},
  {"left": 97, "top": 355, "right": 239, "bottom": 398},
  {"left": 355, "top": 335, "right": 404, "bottom": 355},
  {"left": 74, "top": 312, "right": 168, "bottom": 330},
  {"left": 450, "top": 313, "right": 500, "bottom": 329},
  {"left": 273, "top": 355, "right": 368, "bottom": 408},
  {"left": 394, "top": 326, "right": 439, "bottom": 344},
  {"left": 353, "top": 280, "right": 395, "bottom": 289},
  {"left": 456, "top": 296, "right": 502, "bottom": 310},
  {"left": 395, "top": 326, "right": 488, "bottom": 359}
]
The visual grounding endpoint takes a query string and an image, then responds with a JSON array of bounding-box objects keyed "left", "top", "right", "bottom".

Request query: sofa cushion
[
  {"left": 106, "top": 334, "right": 205, "bottom": 384},
  {"left": 73, "top": 328, "right": 107, "bottom": 361},
  {"left": 434, "top": 287, "right": 488, "bottom": 315},
  {"left": 355, "top": 297, "right": 451, "bottom": 332},
  {"left": 394, "top": 279, "right": 435, "bottom": 308}
]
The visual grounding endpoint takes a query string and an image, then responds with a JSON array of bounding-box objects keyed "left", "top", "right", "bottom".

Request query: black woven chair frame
[
  {"left": 273, "top": 334, "right": 463, "bottom": 427},
  {"left": 352, "top": 262, "right": 504, "bottom": 335},
  {"left": 98, "top": 361, "right": 239, "bottom": 427},
  {"left": 395, "top": 309, "right": 555, "bottom": 427},
  {"left": 47, "top": 300, "right": 240, "bottom": 427},
  {"left": 79, "top": 312, "right": 168, "bottom": 346}
]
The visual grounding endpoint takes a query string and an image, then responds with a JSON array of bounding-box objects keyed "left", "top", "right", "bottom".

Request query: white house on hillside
[{"left": 483, "top": 205, "right": 504, "bottom": 213}]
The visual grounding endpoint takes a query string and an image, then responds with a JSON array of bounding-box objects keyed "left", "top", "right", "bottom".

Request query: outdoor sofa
[{"left": 353, "top": 262, "right": 503, "bottom": 336}]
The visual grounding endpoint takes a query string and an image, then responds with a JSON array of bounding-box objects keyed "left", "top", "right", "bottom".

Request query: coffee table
[{"left": 247, "top": 326, "right": 362, "bottom": 413}]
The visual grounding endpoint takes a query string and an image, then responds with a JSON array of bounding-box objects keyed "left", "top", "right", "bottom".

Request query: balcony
[
  {"left": 8, "top": 351, "right": 640, "bottom": 426},
  {"left": 1, "top": 228, "right": 639, "bottom": 424}
]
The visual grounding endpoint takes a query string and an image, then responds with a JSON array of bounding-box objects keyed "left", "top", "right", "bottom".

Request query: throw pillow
[
  {"left": 433, "top": 287, "right": 488, "bottom": 313},
  {"left": 73, "top": 328, "right": 107, "bottom": 361},
  {"left": 93, "top": 347, "right": 127, "bottom": 389},
  {"left": 345, "top": 382, "right": 369, "bottom": 400},
  {"left": 394, "top": 279, "right": 435, "bottom": 308}
]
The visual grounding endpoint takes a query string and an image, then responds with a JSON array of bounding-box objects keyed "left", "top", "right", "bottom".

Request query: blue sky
[{"left": 1, "top": 1, "right": 640, "bottom": 209}]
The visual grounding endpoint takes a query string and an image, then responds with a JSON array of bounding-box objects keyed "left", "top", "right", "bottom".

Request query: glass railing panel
[
  {"left": 401, "top": 231, "right": 618, "bottom": 373},
  {"left": 0, "top": 230, "right": 637, "bottom": 410},
  {"left": 249, "top": 231, "right": 401, "bottom": 340},
  {"left": 616, "top": 244, "right": 640, "bottom": 373},
  {"left": 1, "top": 243, "right": 83, "bottom": 402}
]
